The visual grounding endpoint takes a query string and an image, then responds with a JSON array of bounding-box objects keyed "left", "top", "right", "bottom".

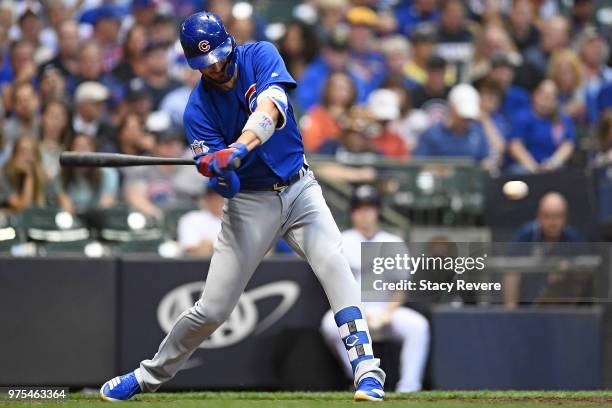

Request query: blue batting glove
[
  {"left": 208, "top": 171, "right": 240, "bottom": 198},
  {"left": 229, "top": 143, "right": 248, "bottom": 160}
]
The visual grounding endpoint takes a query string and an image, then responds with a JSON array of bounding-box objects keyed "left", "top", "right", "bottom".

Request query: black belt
[{"left": 247, "top": 164, "right": 309, "bottom": 192}]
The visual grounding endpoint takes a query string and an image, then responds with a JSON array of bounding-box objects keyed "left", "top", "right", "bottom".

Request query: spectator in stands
[
  {"left": 296, "top": 30, "right": 366, "bottom": 111},
  {"left": 318, "top": 106, "right": 381, "bottom": 159},
  {"left": 116, "top": 112, "right": 155, "bottom": 156},
  {"left": 548, "top": 49, "right": 585, "bottom": 122},
  {"left": 415, "top": 84, "right": 490, "bottom": 164},
  {"left": 70, "top": 42, "right": 122, "bottom": 102},
  {"left": 345, "top": 7, "right": 388, "bottom": 98},
  {"left": 7, "top": 40, "right": 36, "bottom": 85},
  {"left": 112, "top": 24, "right": 147, "bottom": 83},
  {"left": 140, "top": 42, "right": 181, "bottom": 110},
  {"left": 320, "top": 184, "right": 430, "bottom": 392},
  {"left": 150, "top": 14, "right": 178, "bottom": 47},
  {"left": 160, "top": 67, "right": 202, "bottom": 127},
  {"left": 411, "top": 55, "right": 451, "bottom": 124},
  {"left": 38, "top": 65, "right": 68, "bottom": 105},
  {"left": 384, "top": 77, "right": 430, "bottom": 152},
  {"left": 504, "top": 192, "right": 584, "bottom": 307},
  {"left": 178, "top": 189, "right": 225, "bottom": 257},
  {"left": 38, "top": 19, "right": 79, "bottom": 79},
  {"left": 72, "top": 82, "right": 115, "bottom": 153},
  {"left": 483, "top": 52, "right": 531, "bottom": 121},
  {"left": 123, "top": 119, "right": 195, "bottom": 219},
  {"left": 278, "top": 20, "right": 320, "bottom": 81},
  {"left": 123, "top": 78, "right": 154, "bottom": 120},
  {"left": 301, "top": 71, "right": 357, "bottom": 152},
  {"left": 435, "top": 0, "right": 475, "bottom": 71},
  {"left": 394, "top": 0, "right": 440, "bottom": 38},
  {"left": 575, "top": 27, "right": 612, "bottom": 125},
  {"left": 478, "top": 80, "right": 507, "bottom": 169},
  {"left": 524, "top": 16, "right": 571, "bottom": 79},
  {"left": 315, "top": 0, "right": 349, "bottom": 40},
  {"left": 16, "top": 5, "right": 53, "bottom": 65},
  {"left": 90, "top": 5, "right": 123, "bottom": 73},
  {"left": 39, "top": 99, "right": 72, "bottom": 181},
  {"left": 469, "top": 25, "right": 519, "bottom": 85},
  {"left": 507, "top": 79, "right": 576, "bottom": 174},
  {"left": 569, "top": 0, "right": 596, "bottom": 36},
  {"left": 2, "top": 82, "right": 40, "bottom": 158},
  {"left": 57, "top": 134, "right": 118, "bottom": 214},
  {"left": 405, "top": 24, "right": 456, "bottom": 87},
  {"left": 505, "top": 0, "right": 540, "bottom": 52},
  {"left": 380, "top": 35, "right": 418, "bottom": 90},
  {"left": 0, "top": 135, "right": 49, "bottom": 212},
  {"left": 367, "top": 89, "right": 409, "bottom": 159},
  {"left": 592, "top": 109, "right": 612, "bottom": 167}
]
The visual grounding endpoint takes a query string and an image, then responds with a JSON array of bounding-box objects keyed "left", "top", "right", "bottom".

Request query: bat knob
[{"left": 231, "top": 157, "right": 241, "bottom": 170}]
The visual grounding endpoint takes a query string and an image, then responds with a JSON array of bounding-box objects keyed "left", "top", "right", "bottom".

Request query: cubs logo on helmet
[
  {"left": 198, "top": 40, "right": 211, "bottom": 53},
  {"left": 180, "top": 12, "right": 237, "bottom": 70}
]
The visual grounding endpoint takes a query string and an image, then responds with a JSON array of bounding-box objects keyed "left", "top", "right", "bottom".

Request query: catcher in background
[{"left": 100, "top": 12, "right": 386, "bottom": 402}]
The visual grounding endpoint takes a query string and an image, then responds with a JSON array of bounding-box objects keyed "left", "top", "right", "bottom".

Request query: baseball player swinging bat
[{"left": 99, "top": 12, "right": 386, "bottom": 403}]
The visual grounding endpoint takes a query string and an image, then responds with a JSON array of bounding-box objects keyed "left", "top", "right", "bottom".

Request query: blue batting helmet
[{"left": 180, "top": 12, "right": 236, "bottom": 70}]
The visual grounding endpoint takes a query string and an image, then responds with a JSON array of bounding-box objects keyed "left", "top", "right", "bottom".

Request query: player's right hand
[{"left": 209, "top": 171, "right": 240, "bottom": 198}]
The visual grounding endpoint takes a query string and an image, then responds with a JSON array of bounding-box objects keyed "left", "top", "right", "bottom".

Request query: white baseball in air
[{"left": 503, "top": 180, "right": 529, "bottom": 200}]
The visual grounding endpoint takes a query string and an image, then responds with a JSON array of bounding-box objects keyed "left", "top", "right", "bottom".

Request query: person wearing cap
[
  {"left": 90, "top": 5, "right": 123, "bottom": 73},
  {"left": 507, "top": 79, "right": 576, "bottom": 174},
  {"left": 346, "top": 6, "right": 388, "bottom": 98},
  {"left": 72, "top": 81, "right": 115, "bottom": 152},
  {"left": 405, "top": 24, "right": 456, "bottom": 87},
  {"left": 124, "top": 77, "right": 153, "bottom": 119},
  {"left": 414, "top": 83, "right": 490, "bottom": 164},
  {"left": 394, "top": 0, "right": 440, "bottom": 38},
  {"left": 321, "top": 184, "right": 430, "bottom": 392},
  {"left": 410, "top": 54, "right": 451, "bottom": 124},
  {"left": 367, "top": 88, "right": 409, "bottom": 159}
]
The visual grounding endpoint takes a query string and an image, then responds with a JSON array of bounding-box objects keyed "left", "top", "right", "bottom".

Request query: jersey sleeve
[
  {"left": 252, "top": 41, "right": 296, "bottom": 129},
  {"left": 252, "top": 41, "right": 297, "bottom": 91},
  {"left": 183, "top": 98, "right": 227, "bottom": 158}
]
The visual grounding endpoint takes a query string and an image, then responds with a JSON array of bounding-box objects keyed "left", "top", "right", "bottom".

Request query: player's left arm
[{"left": 223, "top": 42, "right": 297, "bottom": 163}]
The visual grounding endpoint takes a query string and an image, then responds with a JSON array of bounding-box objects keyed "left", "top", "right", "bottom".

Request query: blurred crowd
[{"left": 0, "top": 0, "right": 611, "bottom": 224}]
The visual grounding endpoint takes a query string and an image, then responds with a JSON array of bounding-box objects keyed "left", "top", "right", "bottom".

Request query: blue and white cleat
[
  {"left": 99, "top": 371, "right": 141, "bottom": 402},
  {"left": 354, "top": 377, "right": 385, "bottom": 402}
]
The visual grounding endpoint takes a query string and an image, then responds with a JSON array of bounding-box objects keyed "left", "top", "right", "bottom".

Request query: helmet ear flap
[{"left": 225, "top": 35, "right": 238, "bottom": 77}]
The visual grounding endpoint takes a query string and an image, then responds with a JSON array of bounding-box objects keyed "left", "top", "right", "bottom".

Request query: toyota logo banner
[{"left": 119, "top": 258, "right": 329, "bottom": 389}]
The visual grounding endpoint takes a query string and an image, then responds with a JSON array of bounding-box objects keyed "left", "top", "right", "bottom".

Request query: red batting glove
[{"left": 196, "top": 154, "right": 215, "bottom": 177}]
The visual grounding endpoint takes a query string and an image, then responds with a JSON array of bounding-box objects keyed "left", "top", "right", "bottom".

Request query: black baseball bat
[{"left": 60, "top": 152, "right": 241, "bottom": 168}]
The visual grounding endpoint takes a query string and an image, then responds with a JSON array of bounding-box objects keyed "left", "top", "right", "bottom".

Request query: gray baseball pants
[{"left": 135, "top": 169, "right": 385, "bottom": 391}]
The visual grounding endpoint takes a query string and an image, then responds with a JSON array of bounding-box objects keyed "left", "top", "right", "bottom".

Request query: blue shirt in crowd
[
  {"left": 499, "top": 85, "right": 531, "bottom": 120},
  {"left": 414, "top": 121, "right": 490, "bottom": 161},
  {"left": 509, "top": 109, "right": 576, "bottom": 163},
  {"left": 394, "top": 0, "right": 440, "bottom": 37}
]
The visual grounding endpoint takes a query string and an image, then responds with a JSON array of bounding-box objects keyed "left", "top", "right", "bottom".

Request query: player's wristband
[{"left": 242, "top": 111, "right": 275, "bottom": 144}]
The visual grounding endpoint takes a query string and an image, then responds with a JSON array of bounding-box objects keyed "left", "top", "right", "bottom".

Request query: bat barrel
[{"left": 59, "top": 152, "right": 194, "bottom": 167}]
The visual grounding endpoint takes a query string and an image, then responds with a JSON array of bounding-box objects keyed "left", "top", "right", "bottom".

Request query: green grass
[{"left": 2, "top": 391, "right": 612, "bottom": 408}]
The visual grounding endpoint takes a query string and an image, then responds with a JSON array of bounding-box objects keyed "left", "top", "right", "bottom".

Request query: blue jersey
[
  {"left": 509, "top": 109, "right": 576, "bottom": 163},
  {"left": 183, "top": 41, "right": 304, "bottom": 189}
]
